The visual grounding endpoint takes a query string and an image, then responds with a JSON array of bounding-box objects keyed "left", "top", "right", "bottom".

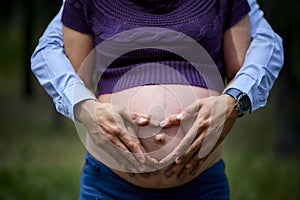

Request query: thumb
[
  {"left": 121, "top": 111, "right": 151, "bottom": 126},
  {"left": 160, "top": 100, "right": 200, "bottom": 128}
]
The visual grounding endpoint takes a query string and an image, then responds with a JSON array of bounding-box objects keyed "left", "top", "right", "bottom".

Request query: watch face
[
  {"left": 238, "top": 94, "right": 251, "bottom": 114},
  {"left": 224, "top": 88, "right": 252, "bottom": 117}
]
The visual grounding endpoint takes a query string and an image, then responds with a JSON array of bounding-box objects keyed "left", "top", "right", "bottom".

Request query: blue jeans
[{"left": 80, "top": 153, "right": 230, "bottom": 200}]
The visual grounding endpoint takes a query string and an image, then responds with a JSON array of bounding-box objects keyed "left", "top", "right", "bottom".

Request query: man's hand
[
  {"left": 160, "top": 94, "right": 239, "bottom": 180},
  {"left": 74, "top": 99, "right": 158, "bottom": 173}
]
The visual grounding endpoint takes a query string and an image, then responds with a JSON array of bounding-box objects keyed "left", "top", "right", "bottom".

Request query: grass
[
  {"left": 224, "top": 108, "right": 300, "bottom": 200},
  {"left": 0, "top": 84, "right": 85, "bottom": 200}
]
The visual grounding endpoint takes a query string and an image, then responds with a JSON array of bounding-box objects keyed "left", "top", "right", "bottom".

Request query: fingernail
[
  {"left": 138, "top": 117, "right": 148, "bottom": 124},
  {"left": 146, "top": 155, "right": 158, "bottom": 165},
  {"left": 186, "top": 163, "right": 192, "bottom": 169},
  {"left": 176, "top": 113, "right": 183, "bottom": 120},
  {"left": 198, "top": 160, "right": 204, "bottom": 165},
  {"left": 152, "top": 119, "right": 160, "bottom": 126},
  {"left": 175, "top": 158, "right": 182, "bottom": 165},
  {"left": 160, "top": 120, "right": 166, "bottom": 127}
]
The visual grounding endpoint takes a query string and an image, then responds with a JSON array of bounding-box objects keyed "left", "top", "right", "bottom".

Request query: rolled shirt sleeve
[
  {"left": 228, "top": 0, "right": 284, "bottom": 111},
  {"left": 31, "top": 1, "right": 96, "bottom": 121}
]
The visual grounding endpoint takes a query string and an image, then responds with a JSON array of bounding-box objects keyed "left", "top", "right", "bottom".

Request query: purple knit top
[{"left": 62, "top": 0, "right": 250, "bottom": 95}]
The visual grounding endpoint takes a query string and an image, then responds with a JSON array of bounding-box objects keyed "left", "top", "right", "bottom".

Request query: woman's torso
[
  {"left": 62, "top": 0, "right": 250, "bottom": 188},
  {"left": 85, "top": 85, "right": 224, "bottom": 188}
]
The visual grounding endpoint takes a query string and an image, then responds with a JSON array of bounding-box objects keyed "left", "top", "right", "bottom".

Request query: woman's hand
[
  {"left": 159, "top": 95, "right": 239, "bottom": 180},
  {"left": 74, "top": 99, "right": 158, "bottom": 173},
  {"left": 159, "top": 15, "right": 250, "bottom": 180}
]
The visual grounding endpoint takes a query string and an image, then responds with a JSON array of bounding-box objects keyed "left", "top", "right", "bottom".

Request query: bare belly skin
[{"left": 86, "top": 84, "right": 223, "bottom": 188}]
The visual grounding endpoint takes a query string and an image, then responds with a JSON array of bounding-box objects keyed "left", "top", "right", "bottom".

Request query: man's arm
[
  {"left": 227, "top": 0, "right": 284, "bottom": 111},
  {"left": 31, "top": 2, "right": 158, "bottom": 172},
  {"left": 31, "top": 3, "right": 96, "bottom": 121},
  {"left": 160, "top": 0, "right": 284, "bottom": 179}
]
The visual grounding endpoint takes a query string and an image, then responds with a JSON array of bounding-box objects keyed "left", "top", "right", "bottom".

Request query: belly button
[{"left": 155, "top": 133, "right": 166, "bottom": 144}]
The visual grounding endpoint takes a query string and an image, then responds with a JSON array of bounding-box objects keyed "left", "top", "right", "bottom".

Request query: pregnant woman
[{"left": 62, "top": 0, "right": 250, "bottom": 199}]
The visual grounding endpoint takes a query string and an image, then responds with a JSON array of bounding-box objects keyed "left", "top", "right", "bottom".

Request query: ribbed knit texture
[{"left": 62, "top": 0, "right": 250, "bottom": 94}]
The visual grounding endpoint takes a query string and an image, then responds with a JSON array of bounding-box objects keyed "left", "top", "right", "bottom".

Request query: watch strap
[{"left": 224, "top": 88, "right": 252, "bottom": 117}]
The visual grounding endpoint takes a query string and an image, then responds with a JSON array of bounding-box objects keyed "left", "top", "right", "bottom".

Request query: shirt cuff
[
  {"left": 226, "top": 74, "right": 257, "bottom": 111},
  {"left": 64, "top": 80, "right": 97, "bottom": 121}
]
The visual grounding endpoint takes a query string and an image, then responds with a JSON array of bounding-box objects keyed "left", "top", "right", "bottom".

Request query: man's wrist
[
  {"left": 223, "top": 88, "right": 252, "bottom": 117},
  {"left": 224, "top": 94, "right": 240, "bottom": 118},
  {"left": 74, "top": 99, "right": 97, "bottom": 122}
]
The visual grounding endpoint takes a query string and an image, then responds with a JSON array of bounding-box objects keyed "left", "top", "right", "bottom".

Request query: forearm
[
  {"left": 62, "top": 25, "right": 94, "bottom": 87},
  {"left": 228, "top": 0, "right": 284, "bottom": 111}
]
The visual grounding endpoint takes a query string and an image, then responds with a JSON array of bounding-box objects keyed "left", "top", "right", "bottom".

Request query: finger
[
  {"left": 117, "top": 128, "right": 147, "bottom": 163},
  {"left": 189, "top": 139, "right": 223, "bottom": 177},
  {"left": 137, "top": 172, "right": 150, "bottom": 179},
  {"left": 164, "top": 162, "right": 183, "bottom": 179},
  {"left": 112, "top": 109, "right": 160, "bottom": 171},
  {"left": 101, "top": 112, "right": 146, "bottom": 157},
  {"left": 127, "top": 112, "right": 151, "bottom": 126},
  {"left": 174, "top": 128, "right": 207, "bottom": 165},
  {"left": 100, "top": 125, "right": 145, "bottom": 172},
  {"left": 178, "top": 135, "right": 219, "bottom": 180},
  {"left": 159, "top": 122, "right": 202, "bottom": 166},
  {"left": 116, "top": 112, "right": 160, "bottom": 168},
  {"left": 197, "top": 123, "right": 224, "bottom": 159},
  {"left": 130, "top": 113, "right": 151, "bottom": 126},
  {"left": 176, "top": 152, "right": 205, "bottom": 180},
  {"left": 119, "top": 132, "right": 160, "bottom": 172},
  {"left": 144, "top": 154, "right": 159, "bottom": 172},
  {"left": 93, "top": 104, "right": 146, "bottom": 172},
  {"left": 177, "top": 167, "right": 191, "bottom": 181},
  {"left": 160, "top": 100, "right": 200, "bottom": 129},
  {"left": 193, "top": 136, "right": 224, "bottom": 173},
  {"left": 121, "top": 151, "right": 145, "bottom": 173},
  {"left": 95, "top": 138, "right": 138, "bottom": 173},
  {"left": 104, "top": 138, "right": 141, "bottom": 173},
  {"left": 159, "top": 114, "right": 181, "bottom": 128},
  {"left": 151, "top": 170, "right": 159, "bottom": 175},
  {"left": 189, "top": 156, "right": 209, "bottom": 177},
  {"left": 173, "top": 131, "right": 207, "bottom": 181},
  {"left": 131, "top": 113, "right": 160, "bottom": 128},
  {"left": 179, "top": 100, "right": 201, "bottom": 120},
  {"left": 104, "top": 141, "right": 155, "bottom": 174}
]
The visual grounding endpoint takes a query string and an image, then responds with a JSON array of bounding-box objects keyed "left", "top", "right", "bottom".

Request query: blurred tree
[
  {"left": 1, "top": 0, "right": 61, "bottom": 96},
  {"left": 1, "top": 0, "right": 62, "bottom": 127},
  {"left": 259, "top": 0, "right": 300, "bottom": 155},
  {"left": 30, "top": 0, "right": 63, "bottom": 129},
  {"left": 24, "top": 0, "right": 34, "bottom": 96},
  {"left": 25, "top": 0, "right": 61, "bottom": 96},
  {"left": 0, "top": 0, "right": 15, "bottom": 26}
]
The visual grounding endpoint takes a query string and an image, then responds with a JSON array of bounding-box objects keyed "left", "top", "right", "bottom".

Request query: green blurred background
[{"left": 0, "top": 0, "right": 299, "bottom": 199}]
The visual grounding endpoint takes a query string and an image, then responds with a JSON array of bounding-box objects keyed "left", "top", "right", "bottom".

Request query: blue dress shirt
[{"left": 31, "top": 0, "right": 284, "bottom": 121}]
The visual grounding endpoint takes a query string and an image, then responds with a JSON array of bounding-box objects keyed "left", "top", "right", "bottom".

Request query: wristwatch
[{"left": 224, "top": 88, "right": 252, "bottom": 117}]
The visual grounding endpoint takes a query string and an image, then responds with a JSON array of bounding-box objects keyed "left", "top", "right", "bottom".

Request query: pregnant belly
[
  {"left": 127, "top": 86, "right": 184, "bottom": 160},
  {"left": 93, "top": 84, "right": 223, "bottom": 188},
  {"left": 98, "top": 84, "right": 218, "bottom": 160}
]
